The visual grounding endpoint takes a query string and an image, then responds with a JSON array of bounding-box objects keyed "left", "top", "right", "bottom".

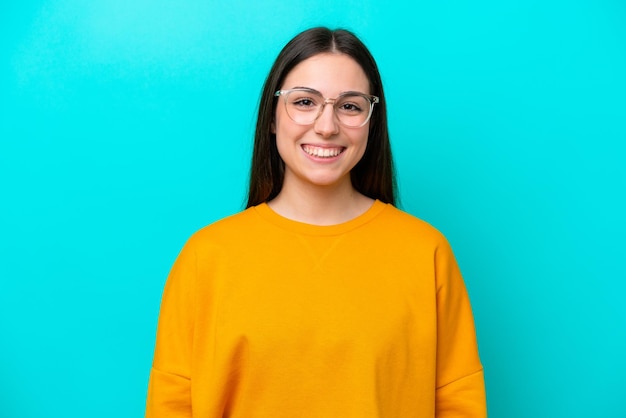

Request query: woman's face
[{"left": 274, "top": 53, "right": 371, "bottom": 192}]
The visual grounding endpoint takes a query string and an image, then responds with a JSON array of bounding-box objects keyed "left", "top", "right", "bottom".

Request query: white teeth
[{"left": 303, "top": 145, "right": 343, "bottom": 158}]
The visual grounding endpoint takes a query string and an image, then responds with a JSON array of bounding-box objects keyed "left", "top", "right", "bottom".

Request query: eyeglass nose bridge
[{"left": 315, "top": 97, "right": 340, "bottom": 121}]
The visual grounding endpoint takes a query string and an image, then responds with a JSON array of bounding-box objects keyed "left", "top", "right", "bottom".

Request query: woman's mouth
[{"left": 302, "top": 145, "right": 345, "bottom": 158}]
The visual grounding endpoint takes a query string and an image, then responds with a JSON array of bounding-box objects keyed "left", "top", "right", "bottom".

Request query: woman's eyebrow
[
  {"left": 291, "top": 86, "right": 321, "bottom": 94},
  {"left": 341, "top": 90, "right": 369, "bottom": 96}
]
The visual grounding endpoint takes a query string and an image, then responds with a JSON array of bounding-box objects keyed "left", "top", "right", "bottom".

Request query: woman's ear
[{"left": 271, "top": 121, "right": 276, "bottom": 134}]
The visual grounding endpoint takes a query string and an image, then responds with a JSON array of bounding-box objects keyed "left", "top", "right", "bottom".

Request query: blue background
[{"left": 1, "top": 1, "right": 625, "bottom": 417}]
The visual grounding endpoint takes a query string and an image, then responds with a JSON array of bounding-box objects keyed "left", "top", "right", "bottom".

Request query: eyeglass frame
[{"left": 274, "top": 88, "right": 380, "bottom": 128}]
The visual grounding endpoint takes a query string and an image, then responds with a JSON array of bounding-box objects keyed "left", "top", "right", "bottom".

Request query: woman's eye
[
  {"left": 293, "top": 98, "right": 316, "bottom": 107},
  {"left": 339, "top": 102, "right": 363, "bottom": 113}
]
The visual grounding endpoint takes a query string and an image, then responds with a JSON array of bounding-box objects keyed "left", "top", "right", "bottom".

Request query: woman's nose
[{"left": 314, "top": 103, "right": 340, "bottom": 138}]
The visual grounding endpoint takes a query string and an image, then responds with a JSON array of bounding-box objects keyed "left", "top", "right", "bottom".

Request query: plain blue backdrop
[{"left": 1, "top": 1, "right": 625, "bottom": 417}]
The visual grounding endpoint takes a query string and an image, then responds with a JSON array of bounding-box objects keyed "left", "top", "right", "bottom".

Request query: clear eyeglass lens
[{"left": 284, "top": 90, "right": 372, "bottom": 127}]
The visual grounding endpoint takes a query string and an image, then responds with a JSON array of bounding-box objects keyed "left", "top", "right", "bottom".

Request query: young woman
[{"left": 146, "top": 27, "right": 486, "bottom": 417}]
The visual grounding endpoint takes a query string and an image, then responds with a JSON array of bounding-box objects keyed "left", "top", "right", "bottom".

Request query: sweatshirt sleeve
[
  {"left": 145, "top": 240, "right": 198, "bottom": 418},
  {"left": 434, "top": 238, "right": 487, "bottom": 417}
]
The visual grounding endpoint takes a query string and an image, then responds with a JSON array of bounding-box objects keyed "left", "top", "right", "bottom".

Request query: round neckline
[{"left": 253, "top": 200, "right": 388, "bottom": 236}]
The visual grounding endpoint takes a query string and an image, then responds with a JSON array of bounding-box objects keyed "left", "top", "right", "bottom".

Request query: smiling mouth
[{"left": 302, "top": 145, "right": 345, "bottom": 158}]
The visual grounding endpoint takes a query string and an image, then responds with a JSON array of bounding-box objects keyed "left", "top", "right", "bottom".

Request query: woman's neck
[{"left": 268, "top": 178, "right": 374, "bottom": 226}]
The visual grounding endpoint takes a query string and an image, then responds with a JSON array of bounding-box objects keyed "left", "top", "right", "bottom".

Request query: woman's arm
[
  {"left": 434, "top": 239, "right": 487, "bottom": 417},
  {"left": 145, "top": 241, "right": 198, "bottom": 417}
]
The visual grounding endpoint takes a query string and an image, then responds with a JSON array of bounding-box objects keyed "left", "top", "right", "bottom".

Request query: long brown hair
[{"left": 246, "top": 27, "right": 397, "bottom": 208}]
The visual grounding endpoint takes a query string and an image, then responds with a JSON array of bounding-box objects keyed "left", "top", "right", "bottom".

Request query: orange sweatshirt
[{"left": 146, "top": 201, "right": 486, "bottom": 417}]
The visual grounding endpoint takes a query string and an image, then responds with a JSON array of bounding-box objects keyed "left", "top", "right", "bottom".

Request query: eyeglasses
[{"left": 274, "top": 88, "right": 379, "bottom": 128}]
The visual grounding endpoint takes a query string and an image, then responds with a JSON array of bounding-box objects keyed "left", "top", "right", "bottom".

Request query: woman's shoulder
[
  {"left": 377, "top": 203, "right": 450, "bottom": 246},
  {"left": 182, "top": 207, "right": 259, "bottom": 249}
]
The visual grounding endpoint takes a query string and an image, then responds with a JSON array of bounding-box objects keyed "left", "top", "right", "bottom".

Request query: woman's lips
[{"left": 302, "top": 144, "right": 346, "bottom": 158}]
